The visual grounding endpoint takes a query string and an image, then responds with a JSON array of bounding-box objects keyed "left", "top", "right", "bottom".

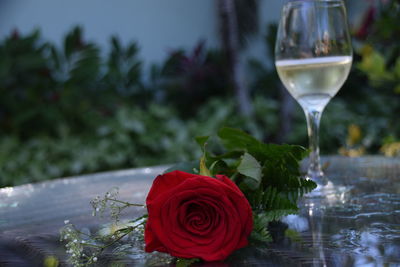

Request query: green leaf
[
  {"left": 195, "top": 136, "right": 209, "bottom": 151},
  {"left": 395, "top": 84, "right": 400, "bottom": 94},
  {"left": 250, "top": 228, "right": 272, "bottom": 244},
  {"left": 199, "top": 154, "right": 212, "bottom": 177},
  {"left": 262, "top": 209, "right": 297, "bottom": 221},
  {"left": 195, "top": 135, "right": 212, "bottom": 177},
  {"left": 218, "top": 127, "right": 259, "bottom": 151},
  {"left": 250, "top": 213, "right": 272, "bottom": 244},
  {"left": 209, "top": 160, "right": 220, "bottom": 173},
  {"left": 357, "top": 48, "right": 394, "bottom": 82},
  {"left": 176, "top": 258, "right": 200, "bottom": 267},
  {"left": 248, "top": 186, "right": 298, "bottom": 217},
  {"left": 237, "top": 153, "right": 262, "bottom": 188},
  {"left": 242, "top": 177, "right": 259, "bottom": 190},
  {"left": 212, "top": 150, "right": 244, "bottom": 160},
  {"left": 394, "top": 57, "right": 400, "bottom": 78},
  {"left": 207, "top": 159, "right": 232, "bottom": 177},
  {"left": 111, "top": 36, "right": 120, "bottom": 52}
]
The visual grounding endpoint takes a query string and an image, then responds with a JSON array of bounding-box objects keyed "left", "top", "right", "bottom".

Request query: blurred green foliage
[
  {"left": 0, "top": 0, "right": 399, "bottom": 187},
  {"left": 0, "top": 27, "right": 147, "bottom": 138},
  {"left": 250, "top": 1, "right": 400, "bottom": 156},
  {"left": 352, "top": 0, "right": 400, "bottom": 155},
  {"left": 148, "top": 42, "right": 231, "bottom": 117},
  {"left": 0, "top": 96, "right": 280, "bottom": 187},
  {"left": 356, "top": 0, "right": 400, "bottom": 92}
]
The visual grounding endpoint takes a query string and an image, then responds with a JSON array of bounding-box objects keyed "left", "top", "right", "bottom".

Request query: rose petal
[
  {"left": 144, "top": 223, "right": 167, "bottom": 253},
  {"left": 144, "top": 172, "right": 253, "bottom": 261},
  {"left": 147, "top": 171, "right": 199, "bottom": 203}
]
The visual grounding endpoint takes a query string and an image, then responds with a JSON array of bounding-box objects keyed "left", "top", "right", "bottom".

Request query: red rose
[{"left": 144, "top": 170, "right": 253, "bottom": 261}]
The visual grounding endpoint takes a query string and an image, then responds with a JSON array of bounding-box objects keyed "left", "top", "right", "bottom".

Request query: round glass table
[{"left": 0, "top": 156, "right": 399, "bottom": 266}]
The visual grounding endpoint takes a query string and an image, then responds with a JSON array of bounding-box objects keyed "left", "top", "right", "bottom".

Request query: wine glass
[{"left": 275, "top": 0, "right": 352, "bottom": 186}]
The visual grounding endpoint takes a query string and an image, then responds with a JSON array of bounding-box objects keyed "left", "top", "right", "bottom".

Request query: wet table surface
[{"left": 0, "top": 156, "right": 399, "bottom": 266}]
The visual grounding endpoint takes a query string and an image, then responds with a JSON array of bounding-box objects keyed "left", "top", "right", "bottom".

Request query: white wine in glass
[{"left": 275, "top": 0, "right": 353, "bottom": 187}]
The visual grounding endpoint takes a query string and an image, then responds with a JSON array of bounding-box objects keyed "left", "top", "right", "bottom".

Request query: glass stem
[{"left": 305, "top": 109, "right": 324, "bottom": 181}]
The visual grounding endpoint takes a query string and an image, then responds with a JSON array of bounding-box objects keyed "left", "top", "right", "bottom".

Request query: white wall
[
  {"left": 246, "top": 0, "right": 286, "bottom": 66},
  {"left": 0, "top": 0, "right": 286, "bottom": 67},
  {"left": 0, "top": 0, "right": 219, "bottom": 65}
]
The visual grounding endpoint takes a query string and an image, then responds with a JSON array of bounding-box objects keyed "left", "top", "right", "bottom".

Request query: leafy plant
[
  {"left": 0, "top": 30, "right": 56, "bottom": 137},
  {"left": 0, "top": 26, "right": 147, "bottom": 139},
  {"left": 352, "top": 0, "right": 400, "bottom": 153},
  {"left": 354, "top": 0, "right": 400, "bottom": 94},
  {"left": 357, "top": 45, "right": 400, "bottom": 93}
]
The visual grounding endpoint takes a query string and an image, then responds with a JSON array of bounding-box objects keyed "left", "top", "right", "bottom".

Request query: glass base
[
  {"left": 306, "top": 181, "right": 335, "bottom": 198},
  {"left": 305, "top": 171, "right": 334, "bottom": 198},
  {"left": 307, "top": 170, "right": 328, "bottom": 186}
]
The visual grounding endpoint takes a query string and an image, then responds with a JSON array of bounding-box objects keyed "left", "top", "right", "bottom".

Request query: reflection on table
[{"left": 0, "top": 156, "right": 399, "bottom": 266}]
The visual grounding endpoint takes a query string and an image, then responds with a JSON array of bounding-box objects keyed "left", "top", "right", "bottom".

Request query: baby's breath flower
[{"left": 61, "top": 189, "right": 147, "bottom": 266}]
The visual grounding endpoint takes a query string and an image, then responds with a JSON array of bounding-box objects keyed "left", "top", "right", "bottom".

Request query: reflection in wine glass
[{"left": 275, "top": 0, "right": 352, "bottom": 187}]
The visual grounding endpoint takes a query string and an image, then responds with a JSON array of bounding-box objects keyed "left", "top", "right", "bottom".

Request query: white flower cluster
[
  {"left": 90, "top": 187, "right": 119, "bottom": 218},
  {"left": 60, "top": 222, "right": 98, "bottom": 267},
  {"left": 60, "top": 187, "right": 147, "bottom": 266}
]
